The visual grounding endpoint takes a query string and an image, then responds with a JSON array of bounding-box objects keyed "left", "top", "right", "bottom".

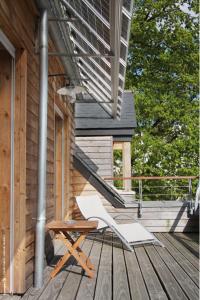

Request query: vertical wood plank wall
[
  {"left": 72, "top": 136, "right": 113, "bottom": 217},
  {"left": 0, "top": 50, "right": 12, "bottom": 293},
  {"left": 0, "top": 0, "right": 75, "bottom": 292}
]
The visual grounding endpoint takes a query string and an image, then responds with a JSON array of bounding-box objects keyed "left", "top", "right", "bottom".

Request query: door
[{"left": 0, "top": 34, "right": 15, "bottom": 293}]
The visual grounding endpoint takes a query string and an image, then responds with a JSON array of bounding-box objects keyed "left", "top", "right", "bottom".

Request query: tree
[{"left": 126, "top": 0, "right": 199, "bottom": 184}]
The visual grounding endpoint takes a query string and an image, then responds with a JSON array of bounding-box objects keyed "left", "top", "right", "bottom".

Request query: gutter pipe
[
  {"left": 36, "top": 0, "right": 81, "bottom": 83},
  {"left": 34, "top": 9, "right": 48, "bottom": 288},
  {"left": 34, "top": 0, "right": 81, "bottom": 288}
]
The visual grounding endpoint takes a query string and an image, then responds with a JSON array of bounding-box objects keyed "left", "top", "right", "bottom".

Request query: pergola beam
[
  {"left": 78, "top": 63, "right": 112, "bottom": 99},
  {"left": 48, "top": 17, "right": 78, "bottom": 22},
  {"left": 69, "top": 18, "right": 126, "bottom": 81},
  {"left": 48, "top": 51, "right": 114, "bottom": 58},
  {"left": 69, "top": 23, "right": 111, "bottom": 68},
  {"left": 80, "top": 75, "right": 112, "bottom": 104},
  {"left": 78, "top": 59, "right": 111, "bottom": 91},
  {"left": 110, "top": 0, "right": 122, "bottom": 118},
  {"left": 82, "top": 81, "right": 113, "bottom": 117},
  {"left": 81, "top": 0, "right": 110, "bottom": 28},
  {"left": 81, "top": 0, "right": 129, "bottom": 47},
  {"left": 72, "top": 39, "right": 111, "bottom": 81},
  {"left": 60, "top": 0, "right": 110, "bottom": 50}
]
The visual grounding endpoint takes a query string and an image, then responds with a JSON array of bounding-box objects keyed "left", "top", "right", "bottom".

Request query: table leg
[
  {"left": 64, "top": 232, "right": 95, "bottom": 270},
  {"left": 60, "top": 233, "right": 95, "bottom": 278},
  {"left": 50, "top": 234, "right": 85, "bottom": 278}
]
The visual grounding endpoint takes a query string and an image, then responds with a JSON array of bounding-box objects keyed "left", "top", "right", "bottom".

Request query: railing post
[
  {"left": 138, "top": 179, "right": 142, "bottom": 218},
  {"left": 188, "top": 178, "right": 193, "bottom": 214}
]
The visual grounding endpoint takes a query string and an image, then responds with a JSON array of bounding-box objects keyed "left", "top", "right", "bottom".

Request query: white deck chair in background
[{"left": 76, "top": 195, "right": 164, "bottom": 251}]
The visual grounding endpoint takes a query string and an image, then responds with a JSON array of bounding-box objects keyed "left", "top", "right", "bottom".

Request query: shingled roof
[{"left": 75, "top": 91, "right": 136, "bottom": 141}]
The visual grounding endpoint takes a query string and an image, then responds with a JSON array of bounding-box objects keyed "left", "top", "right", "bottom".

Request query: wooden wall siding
[
  {"left": 0, "top": 0, "right": 75, "bottom": 292},
  {"left": 107, "top": 203, "right": 199, "bottom": 232},
  {"left": 72, "top": 136, "right": 113, "bottom": 217},
  {"left": 0, "top": 50, "right": 12, "bottom": 293}
]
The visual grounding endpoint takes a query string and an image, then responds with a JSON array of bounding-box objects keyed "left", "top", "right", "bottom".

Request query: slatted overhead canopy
[{"left": 49, "top": 0, "right": 133, "bottom": 118}]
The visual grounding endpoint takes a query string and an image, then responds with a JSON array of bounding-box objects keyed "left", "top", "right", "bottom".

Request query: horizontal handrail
[{"left": 104, "top": 176, "right": 198, "bottom": 181}]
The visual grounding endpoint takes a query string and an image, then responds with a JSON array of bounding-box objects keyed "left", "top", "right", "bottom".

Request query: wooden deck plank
[
  {"left": 135, "top": 247, "right": 168, "bottom": 300},
  {"left": 38, "top": 241, "right": 86, "bottom": 300},
  {"left": 56, "top": 238, "right": 94, "bottom": 300},
  {"left": 145, "top": 245, "right": 188, "bottom": 300},
  {"left": 162, "top": 233, "right": 199, "bottom": 270},
  {"left": 76, "top": 234, "right": 103, "bottom": 300},
  {"left": 173, "top": 233, "right": 199, "bottom": 257},
  {"left": 181, "top": 233, "right": 199, "bottom": 244},
  {"left": 22, "top": 244, "right": 65, "bottom": 300},
  {"left": 0, "top": 297, "right": 21, "bottom": 300},
  {"left": 155, "top": 234, "right": 199, "bottom": 300},
  {"left": 94, "top": 234, "right": 112, "bottom": 300},
  {"left": 177, "top": 233, "right": 199, "bottom": 243},
  {"left": 9, "top": 233, "right": 200, "bottom": 300},
  {"left": 157, "top": 234, "right": 199, "bottom": 287},
  {"left": 124, "top": 248, "right": 150, "bottom": 300},
  {"left": 113, "top": 237, "right": 130, "bottom": 300}
]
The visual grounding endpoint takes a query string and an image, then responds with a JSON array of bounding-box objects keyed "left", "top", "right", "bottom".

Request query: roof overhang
[{"left": 36, "top": 0, "right": 133, "bottom": 119}]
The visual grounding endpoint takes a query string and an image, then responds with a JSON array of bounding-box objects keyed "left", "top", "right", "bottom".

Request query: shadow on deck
[{"left": 1, "top": 232, "right": 199, "bottom": 300}]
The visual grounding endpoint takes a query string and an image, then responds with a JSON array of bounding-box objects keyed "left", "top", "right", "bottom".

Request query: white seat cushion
[{"left": 115, "top": 223, "right": 155, "bottom": 243}]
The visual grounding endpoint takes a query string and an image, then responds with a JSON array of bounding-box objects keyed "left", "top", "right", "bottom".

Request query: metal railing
[{"left": 103, "top": 176, "right": 199, "bottom": 216}]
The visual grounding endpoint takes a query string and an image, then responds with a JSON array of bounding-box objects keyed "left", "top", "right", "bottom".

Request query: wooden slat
[
  {"left": 113, "top": 238, "right": 130, "bottom": 300},
  {"left": 155, "top": 234, "right": 199, "bottom": 287},
  {"left": 55, "top": 115, "right": 63, "bottom": 220},
  {"left": 38, "top": 245, "right": 78, "bottom": 300},
  {"left": 22, "top": 244, "right": 65, "bottom": 300},
  {"left": 162, "top": 233, "right": 199, "bottom": 270},
  {"left": 177, "top": 232, "right": 199, "bottom": 243},
  {"left": 135, "top": 247, "right": 168, "bottom": 300},
  {"left": 124, "top": 249, "right": 150, "bottom": 300},
  {"left": 13, "top": 48, "right": 27, "bottom": 293},
  {"left": 76, "top": 234, "right": 103, "bottom": 300},
  {"left": 145, "top": 245, "right": 188, "bottom": 299},
  {"left": 56, "top": 238, "right": 94, "bottom": 300},
  {"left": 94, "top": 235, "right": 112, "bottom": 300},
  {"left": 0, "top": 49, "right": 12, "bottom": 293},
  {"left": 154, "top": 234, "right": 199, "bottom": 300},
  {"left": 173, "top": 233, "right": 199, "bottom": 257}
]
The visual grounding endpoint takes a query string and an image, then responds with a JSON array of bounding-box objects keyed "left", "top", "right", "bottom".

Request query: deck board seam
[
  {"left": 122, "top": 244, "right": 133, "bottom": 300},
  {"left": 154, "top": 233, "right": 198, "bottom": 299},
  {"left": 161, "top": 233, "right": 199, "bottom": 271},
  {"left": 158, "top": 234, "right": 199, "bottom": 288},
  {"left": 144, "top": 245, "right": 172, "bottom": 300},
  {"left": 134, "top": 246, "right": 153, "bottom": 300},
  {"left": 74, "top": 237, "right": 95, "bottom": 300}
]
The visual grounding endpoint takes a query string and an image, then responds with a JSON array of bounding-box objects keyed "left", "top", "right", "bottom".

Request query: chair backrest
[{"left": 76, "top": 195, "right": 117, "bottom": 229}]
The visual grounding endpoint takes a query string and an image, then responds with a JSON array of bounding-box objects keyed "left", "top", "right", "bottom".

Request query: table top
[{"left": 46, "top": 220, "right": 98, "bottom": 232}]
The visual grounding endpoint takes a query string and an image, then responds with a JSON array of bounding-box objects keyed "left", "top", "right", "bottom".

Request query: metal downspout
[{"left": 34, "top": 9, "right": 48, "bottom": 288}]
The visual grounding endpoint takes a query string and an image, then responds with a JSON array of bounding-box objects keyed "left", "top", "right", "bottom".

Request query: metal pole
[
  {"left": 138, "top": 180, "right": 143, "bottom": 218},
  {"left": 34, "top": 9, "right": 48, "bottom": 288}
]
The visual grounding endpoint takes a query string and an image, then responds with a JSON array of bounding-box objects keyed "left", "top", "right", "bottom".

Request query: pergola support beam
[
  {"left": 48, "top": 51, "right": 114, "bottom": 58},
  {"left": 110, "top": 0, "right": 122, "bottom": 118}
]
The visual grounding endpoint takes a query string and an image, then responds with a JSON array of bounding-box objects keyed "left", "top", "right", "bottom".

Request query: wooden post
[{"left": 122, "top": 142, "right": 132, "bottom": 191}]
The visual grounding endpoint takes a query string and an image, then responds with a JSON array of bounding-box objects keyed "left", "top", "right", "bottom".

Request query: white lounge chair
[{"left": 76, "top": 195, "right": 164, "bottom": 251}]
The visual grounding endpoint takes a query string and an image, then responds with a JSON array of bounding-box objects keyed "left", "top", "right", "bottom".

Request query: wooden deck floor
[{"left": 1, "top": 233, "right": 199, "bottom": 300}]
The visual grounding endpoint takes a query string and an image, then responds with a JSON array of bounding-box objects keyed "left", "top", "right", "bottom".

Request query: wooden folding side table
[{"left": 46, "top": 220, "right": 98, "bottom": 279}]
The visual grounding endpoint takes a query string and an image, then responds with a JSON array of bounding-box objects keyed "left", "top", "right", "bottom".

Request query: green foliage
[
  {"left": 113, "top": 149, "right": 123, "bottom": 189},
  {"left": 126, "top": 0, "right": 199, "bottom": 181}
]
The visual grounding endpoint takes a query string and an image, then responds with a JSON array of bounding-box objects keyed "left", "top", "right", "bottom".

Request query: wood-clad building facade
[
  {"left": 0, "top": 0, "right": 134, "bottom": 294},
  {"left": 0, "top": 1, "right": 75, "bottom": 293},
  {"left": 0, "top": 0, "right": 198, "bottom": 297}
]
